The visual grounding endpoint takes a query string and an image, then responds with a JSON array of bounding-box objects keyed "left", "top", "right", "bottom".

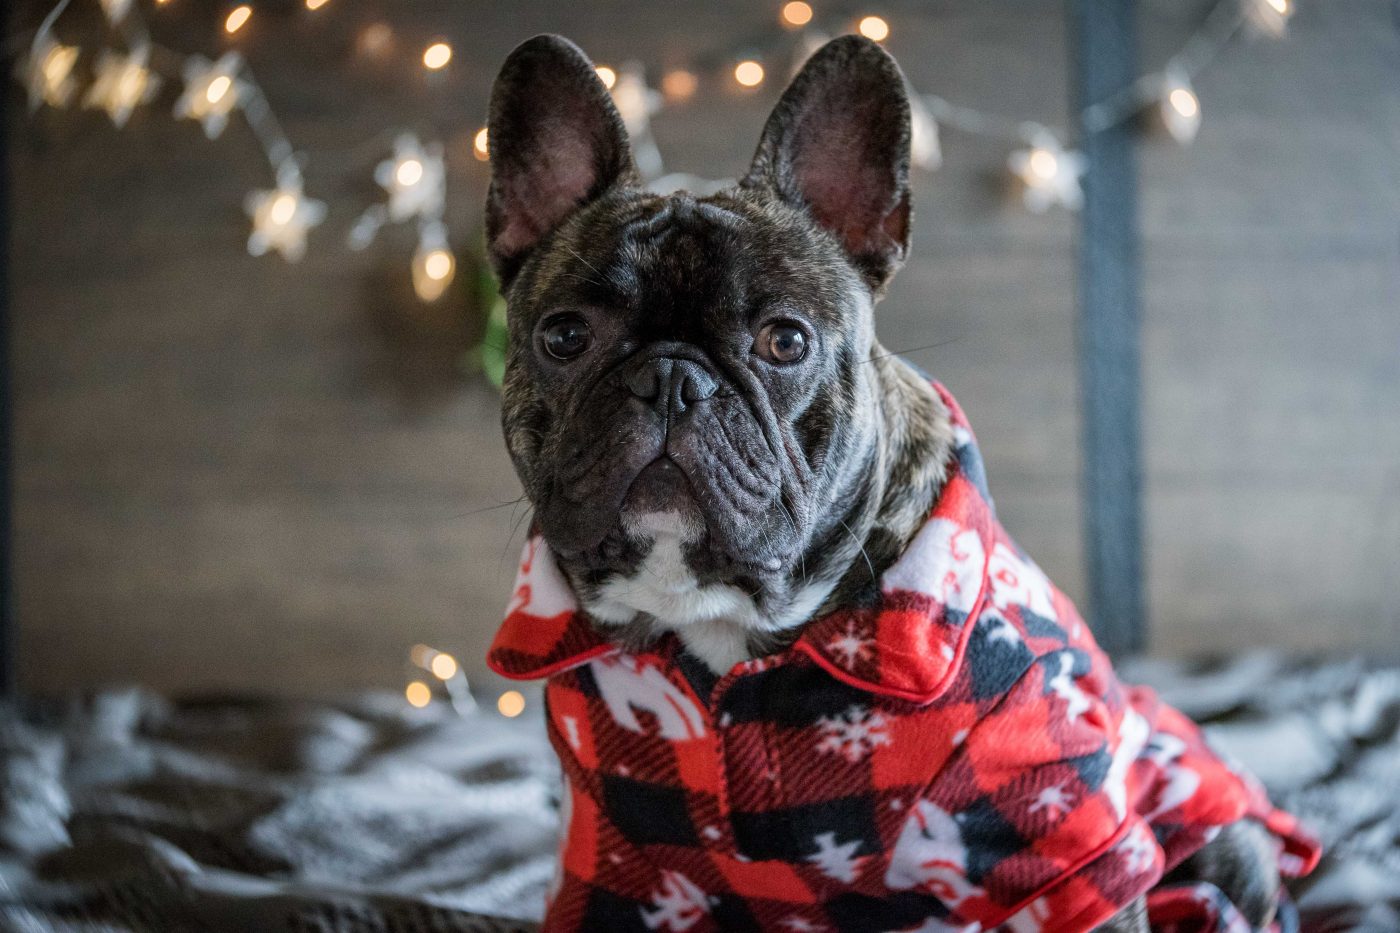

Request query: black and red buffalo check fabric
[{"left": 488, "top": 384, "right": 1320, "bottom": 933}]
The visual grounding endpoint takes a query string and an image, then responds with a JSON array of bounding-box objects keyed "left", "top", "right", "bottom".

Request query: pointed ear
[
  {"left": 742, "top": 35, "right": 912, "bottom": 293},
  {"left": 486, "top": 35, "right": 637, "bottom": 285}
]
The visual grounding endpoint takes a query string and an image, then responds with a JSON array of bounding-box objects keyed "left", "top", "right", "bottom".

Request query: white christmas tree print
[
  {"left": 641, "top": 871, "right": 712, "bottom": 931},
  {"left": 1047, "top": 651, "right": 1092, "bottom": 723},
  {"left": 825, "top": 620, "right": 875, "bottom": 670},
  {"left": 816, "top": 705, "right": 891, "bottom": 763},
  {"left": 1028, "top": 783, "right": 1075, "bottom": 819},
  {"left": 806, "top": 831, "right": 868, "bottom": 883}
]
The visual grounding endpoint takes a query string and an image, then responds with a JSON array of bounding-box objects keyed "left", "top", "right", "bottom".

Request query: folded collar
[{"left": 487, "top": 382, "right": 994, "bottom": 705}]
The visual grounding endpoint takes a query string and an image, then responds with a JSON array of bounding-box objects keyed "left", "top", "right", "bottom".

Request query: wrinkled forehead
[{"left": 536, "top": 191, "right": 853, "bottom": 327}]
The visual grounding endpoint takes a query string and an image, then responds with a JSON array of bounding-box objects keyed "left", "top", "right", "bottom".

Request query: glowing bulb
[
  {"left": 305, "top": 0, "right": 329, "bottom": 8},
  {"left": 422, "top": 42, "right": 452, "bottom": 70},
  {"left": 473, "top": 127, "right": 489, "bottom": 160},
  {"left": 1028, "top": 147, "right": 1058, "bottom": 180},
  {"left": 405, "top": 681, "right": 431, "bottom": 708},
  {"left": 412, "top": 231, "right": 456, "bottom": 302},
  {"left": 204, "top": 74, "right": 232, "bottom": 105},
  {"left": 734, "top": 60, "right": 765, "bottom": 88},
  {"left": 395, "top": 158, "right": 423, "bottom": 187},
  {"left": 857, "top": 15, "right": 890, "bottom": 41},
  {"left": 595, "top": 65, "right": 617, "bottom": 89},
  {"left": 429, "top": 652, "right": 458, "bottom": 679},
  {"left": 781, "top": 1, "right": 813, "bottom": 27},
  {"left": 497, "top": 690, "right": 526, "bottom": 718},
  {"left": 662, "top": 70, "right": 697, "bottom": 102},
  {"left": 270, "top": 193, "right": 297, "bottom": 226},
  {"left": 224, "top": 5, "right": 251, "bottom": 34},
  {"left": 358, "top": 23, "right": 393, "bottom": 57},
  {"left": 1168, "top": 86, "right": 1198, "bottom": 118},
  {"left": 1266, "top": 0, "right": 1288, "bottom": 12}
]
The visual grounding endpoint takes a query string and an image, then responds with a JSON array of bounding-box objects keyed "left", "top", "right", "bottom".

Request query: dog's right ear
[{"left": 485, "top": 35, "right": 637, "bottom": 287}]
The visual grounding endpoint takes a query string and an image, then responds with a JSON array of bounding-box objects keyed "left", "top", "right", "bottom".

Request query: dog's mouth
[{"left": 620, "top": 455, "right": 701, "bottom": 525}]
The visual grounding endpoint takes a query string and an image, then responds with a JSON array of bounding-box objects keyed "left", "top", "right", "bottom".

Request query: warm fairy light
[
  {"left": 224, "top": 5, "right": 251, "bottom": 34},
  {"left": 422, "top": 42, "right": 452, "bottom": 70},
  {"left": 1027, "top": 147, "right": 1058, "bottom": 180},
  {"left": 305, "top": 0, "right": 329, "bottom": 8},
  {"left": 595, "top": 65, "right": 617, "bottom": 89},
  {"left": 781, "top": 1, "right": 813, "bottom": 27},
  {"left": 497, "top": 690, "right": 526, "bottom": 718},
  {"left": 734, "top": 60, "right": 765, "bottom": 88},
  {"left": 429, "top": 652, "right": 458, "bottom": 680},
  {"left": 405, "top": 681, "right": 432, "bottom": 708},
  {"left": 424, "top": 250, "right": 452, "bottom": 281},
  {"left": 1266, "top": 0, "right": 1288, "bottom": 12},
  {"left": 270, "top": 193, "right": 297, "bottom": 225},
  {"left": 857, "top": 15, "right": 890, "bottom": 42},
  {"left": 1168, "top": 86, "right": 1199, "bottom": 118},
  {"left": 473, "top": 127, "right": 489, "bottom": 160},
  {"left": 395, "top": 158, "right": 423, "bottom": 187},
  {"left": 412, "top": 246, "right": 455, "bottom": 300},
  {"left": 358, "top": 23, "right": 393, "bottom": 56},
  {"left": 662, "top": 69, "right": 697, "bottom": 102},
  {"left": 205, "top": 74, "right": 232, "bottom": 105},
  {"left": 84, "top": 49, "right": 161, "bottom": 128}
]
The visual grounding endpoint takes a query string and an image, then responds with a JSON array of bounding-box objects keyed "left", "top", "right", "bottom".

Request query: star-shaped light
[
  {"left": 174, "top": 52, "right": 247, "bottom": 139},
  {"left": 608, "top": 64, "right": 663, "bottom": 180},
  {"left": 1007, "top": 132, "right": 1086, "bottom": 213},
  {"left": 84, "top": 47, "right": 161, "bottom": 128},
  {"left": 20, "top": 36, "right": 80, "bottom": 111},
  {"left": 372, "top": 133, "right": 446, "bottom": 223},
  {"left": 1246, "top": 0, "right": 1292, "bottom": 37},
  {"left": 908, "top": 93, "right": 942, "bottom": 171},
  {"left": 99, "top": 0, "right": 132, "bottom": 24},
  {"left": 244, "top": 165, "right": 326, "bottom": 262}
]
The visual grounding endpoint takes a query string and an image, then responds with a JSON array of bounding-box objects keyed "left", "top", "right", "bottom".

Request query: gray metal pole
[{"left": 1070, "top": 0, "right": 1146, "bottom": 656}]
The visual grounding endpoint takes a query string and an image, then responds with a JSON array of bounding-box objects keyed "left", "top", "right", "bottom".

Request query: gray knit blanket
[{"left": 1, "top": 655, "right": 1397, "bottom": 932}]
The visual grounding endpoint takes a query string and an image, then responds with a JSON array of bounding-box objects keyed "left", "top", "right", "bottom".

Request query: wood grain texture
[{"left": 7, "top": 0, "right": 1397, "bottom": 696}]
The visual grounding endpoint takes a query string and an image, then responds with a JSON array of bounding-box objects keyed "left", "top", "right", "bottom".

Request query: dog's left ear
[{"left": 742, "top": 35, "right": 911, "bottom": 294}]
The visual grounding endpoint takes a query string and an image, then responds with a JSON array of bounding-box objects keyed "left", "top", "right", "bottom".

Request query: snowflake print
[
  {"left": 815, "top": 705, "right": 891, "bottom": 763},
  {"left": 1028, "top": 783, "right": 1074, "bottom": 819},
  {"left": 641, "top": 871, "right": 712, "bottom": 931},
  {"left": 825, "top": 620, "right": 874, "bottom": 670},
  {"left": 1047, "top": 651, "right": 1092, "bottom": 723},
  {"left": 1115, "top": 823, "right": 1156, "bottom": 876},
  {"left": 806, "top": 831, "right": 868, "bottom": 883}
]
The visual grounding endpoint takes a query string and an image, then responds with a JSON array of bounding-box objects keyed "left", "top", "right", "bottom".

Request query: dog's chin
[{"left": 620, "top": 456, "right": 703, "bottom": 530}]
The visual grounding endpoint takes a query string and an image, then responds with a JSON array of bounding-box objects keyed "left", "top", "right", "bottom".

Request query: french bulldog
[{"left": 483, "top": 33, "right": 1310, "bottom": 933}]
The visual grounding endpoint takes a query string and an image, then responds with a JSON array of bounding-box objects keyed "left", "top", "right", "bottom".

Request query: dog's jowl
[{"left": 482, "top": 33, "right": 1320, "bottom": 933}]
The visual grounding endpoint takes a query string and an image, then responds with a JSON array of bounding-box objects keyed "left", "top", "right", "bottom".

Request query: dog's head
[{"left": 486, "top": 34, "right": 950, "bottom": 662}]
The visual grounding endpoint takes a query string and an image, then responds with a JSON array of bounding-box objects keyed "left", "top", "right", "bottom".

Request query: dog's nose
[{"left": 626, "top": 357, "right": 718, "bottom": 417}]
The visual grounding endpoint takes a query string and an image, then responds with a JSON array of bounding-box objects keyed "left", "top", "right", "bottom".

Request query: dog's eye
[
  {"left": 541, "top": 316, "right": 593, "bottom": 360},
  {"left": 754, "top": 321, "right": 808, "bottom": 364}
]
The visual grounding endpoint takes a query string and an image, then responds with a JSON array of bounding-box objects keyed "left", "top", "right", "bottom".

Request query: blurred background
[{"left": 5, "top": 0, "right": 1398, "bottom": 701}]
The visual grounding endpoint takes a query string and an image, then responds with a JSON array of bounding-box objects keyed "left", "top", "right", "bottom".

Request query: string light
[
  {"left": 224, "top": 5, "right": 251, "bottom": 34},
  {"left": 245, "top": 163, "right": 326, "bottom": 261},
  {"left": 405, "top": 681, "right": 431, "bottom": 708},
  {"left": 422, "top": 41, "right": 451, "bottom": 70},
  {"left": 305, "top": 0, "right": 330, "bottom": 9},
  {"left": 1160, "top": 69, "right": 1201, "bottom": 144},
  {"left": 84, "top": 47, "right": 161, "bottom": 128},
  {"left": 374, "top": 133, "right": 445, "bottom": 222},
  {"left": 734, "top": 59, "right": 765, "bottom": 88},
  {"left": 857, "top": 15, "right": 890, "bottom": 42},
  {"left": 21, "top": 37, "right": 79, "bottom": 111},
  {"left": 411, "top": 221, "right": 455, "bottom": 302},
  {"left": 595, "top": 65, "right": 617, "bottom": 89},
  {"left": 429, "top": 652, "right": 458, "bottom": 680},
  {"left": 473, "top": 127, "right": 490, "bottom": 160},
  {"left": 1008, "top": 132, "right": 1086, "bottom": 213},
  {"left": 497, "top": 690, "right": 526, "bottom": 718},
  {"left": 357, "top": 22, "right": 393, "bottom": 57},
  {"left": 173, "top": 52, "right": 245, "bottom": 139},
  {"left": 99, "top": 0, "right": 132, "bottom": 24},
  {"left": 662, "top": 69, "right": 698, "bottom": 103},
  {"left": 781, "top": 1, "right": 813, "bottom": 27},
  {"left": 1246, "top": 0, "right": 1292, "bottom": 37}
]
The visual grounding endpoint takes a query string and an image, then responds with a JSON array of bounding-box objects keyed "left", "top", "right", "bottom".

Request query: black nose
[{"left": 626, "top": 357, "right": 718, "bottom": 417}]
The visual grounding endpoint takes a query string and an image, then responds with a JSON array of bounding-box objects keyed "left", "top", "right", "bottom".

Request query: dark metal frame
[{"left": 1070, "top": 0, "right": 1147, "bottom": 656}]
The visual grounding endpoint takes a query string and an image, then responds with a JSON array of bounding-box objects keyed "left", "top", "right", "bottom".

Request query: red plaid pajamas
[{"left": 488, "top": 384, "right": 1320, "bottom": 933}]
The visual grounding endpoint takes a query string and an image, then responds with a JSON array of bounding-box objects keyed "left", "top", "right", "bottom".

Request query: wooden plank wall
[{"left": 8, "top": 0, "right": 1398, "bottom": 696}]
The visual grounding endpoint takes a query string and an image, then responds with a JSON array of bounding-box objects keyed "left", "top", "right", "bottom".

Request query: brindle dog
[{"left": 484, "top": 32, "right": 1282, "bottom": 932}]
